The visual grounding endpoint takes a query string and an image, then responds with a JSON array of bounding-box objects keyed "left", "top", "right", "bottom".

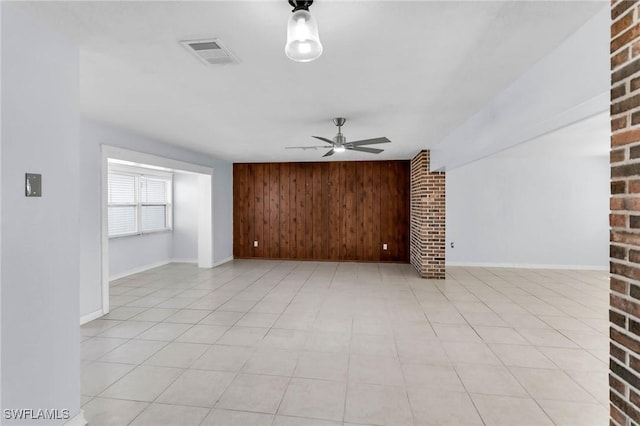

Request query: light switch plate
[{"left": 25, "top": 173, "right": 42, "bottom": 197}]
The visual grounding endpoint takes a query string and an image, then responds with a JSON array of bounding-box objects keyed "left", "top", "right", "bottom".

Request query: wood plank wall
[{"left": 233, "top": 161, "right": 410, "bottom": 262}]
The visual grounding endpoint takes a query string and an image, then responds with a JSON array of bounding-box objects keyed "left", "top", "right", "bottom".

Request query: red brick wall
[
  {"left": 610, "top": 1, "right": 640, "bottom": 424},
  {"left": 410, "top": 150, "right": 445, "bottom": 278}
]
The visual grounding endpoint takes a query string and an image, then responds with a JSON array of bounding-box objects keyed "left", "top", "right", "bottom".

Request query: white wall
[
  {"left": 80, "top": 120, "right": 233, "bottom": 317},
  {"left": 2, "top": 4, "right": 81, "bottom": 424},
  {"left": 173, "top": 173, "right": 199, "bottom": 262},
  {"left": 446, "top": 118, "right": 609, "bottom": 269},
  {"left": 108, "top": 171, "right": 199, "bottom": 279},
  {"left": 109, "top": 233, "right": 173, "bottom": 279}
]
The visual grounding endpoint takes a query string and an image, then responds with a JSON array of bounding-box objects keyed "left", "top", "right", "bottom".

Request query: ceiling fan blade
[
  {"left": 312, "top": 136, "right": 335, "bottom": 145},
  {"left": 323, "top": 149, "right": 335, "bottom": 157},
  {"left": 348, "top": 146, "right": 383, "bottom": 154},
  {"left": 349, "top": 137, "right": 391, "bottom": 146},
  {"left": 285, "top": 146, "right": 328, "bottom": 150}
]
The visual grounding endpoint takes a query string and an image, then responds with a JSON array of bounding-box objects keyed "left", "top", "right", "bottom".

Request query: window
[{"left": 108, "top": 168, "right": 172, "bottom": 237}]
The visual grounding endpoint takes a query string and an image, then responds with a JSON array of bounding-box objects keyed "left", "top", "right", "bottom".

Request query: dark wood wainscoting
[{"left": 233, "top": 161, "right": 410, "bottom": 262}]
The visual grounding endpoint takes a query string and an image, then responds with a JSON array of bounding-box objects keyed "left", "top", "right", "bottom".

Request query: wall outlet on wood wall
[
  {"left": 383, "top": 243, "right": 388, "bottom": 250},
  {"left": 254, "top": 240, "right": 258, "bottom": 248}
]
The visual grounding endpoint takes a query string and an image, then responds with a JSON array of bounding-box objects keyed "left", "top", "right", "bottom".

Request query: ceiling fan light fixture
[
  {"left": 334, "top": 145, "right": 346, "bottom": 153},
  {"left": 285, "top": 1, "right": 322, "bottom": 62}
]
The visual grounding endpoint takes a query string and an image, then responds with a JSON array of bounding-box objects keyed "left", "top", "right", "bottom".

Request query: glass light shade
[
  {"left": 334, "top": 145, "right": 346, "bottom": 153},
  {"left": 285, "top": 9, "right": 323, "bottom": 62}
]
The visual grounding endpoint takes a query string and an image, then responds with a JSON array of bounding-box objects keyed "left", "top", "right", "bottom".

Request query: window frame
[{"left": 107, "top": 165, "right": 173, "bottom": 239}]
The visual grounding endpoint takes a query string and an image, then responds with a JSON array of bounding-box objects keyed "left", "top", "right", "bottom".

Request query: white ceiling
[
  {"left": 492, "top": 112, "right": 610, "bottom": 160},
  {"left": 15, "top": 1, "right": 605, "bottom": 163}
]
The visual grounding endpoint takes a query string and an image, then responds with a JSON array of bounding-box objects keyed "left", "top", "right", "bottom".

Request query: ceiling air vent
[{"left": 180, "top": 38, "right": 239, "bottom": 66}]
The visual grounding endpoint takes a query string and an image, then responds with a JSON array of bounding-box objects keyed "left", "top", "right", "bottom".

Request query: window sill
[{"left": 109, "top": 229, "right": 173, "bottom": 240}]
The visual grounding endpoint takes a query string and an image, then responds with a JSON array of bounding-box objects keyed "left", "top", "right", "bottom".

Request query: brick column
[
  {"left": 610, "top": 1, "right": 640, "bottom": 425},
  {"left": 410, "top": 150, "right": 445, "bottom": 278}
]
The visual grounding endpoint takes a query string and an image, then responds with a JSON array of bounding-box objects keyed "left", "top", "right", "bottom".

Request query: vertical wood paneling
[
  {"left": 233, "top": 161, "right": 409, "bottom": 262},
  {"left": 312, "top": 163, "right": 323, "bottom": 259},
  {"left": 355, "top": 162, "right": 365, "bottom": 261},
  {"left": 289, "top": 167, "right": 298, "bottom": 259},
  {"left": 371, "top": 162, "right": 381, "bottom": 261},
  {"left": 320, "top": 164, "right": 330, "bottom": 259},
  {"left": 296, "top": 165, "right": 305, "bottom": 259},
  {"left": 328, "top": 162, "right": 341, "bottom": 260},
  {"left": 253, "top": 164, "right": 264, "bottom": 257},
  {"left": 269, "top": 163, "right": 280, "bottom": 258},
  {"left": 304, "top": 164, "right": 314, "bottom": 259},
  {"left": 279, "top": 163, "right": 290, "bottom": 258}
]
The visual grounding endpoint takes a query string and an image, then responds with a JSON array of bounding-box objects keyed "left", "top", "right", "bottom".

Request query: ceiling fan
[{"left": 286, "top": 117, "right": 391, "bottom": 157}]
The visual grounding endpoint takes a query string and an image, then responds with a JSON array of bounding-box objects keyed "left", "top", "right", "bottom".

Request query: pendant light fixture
[{"left": 285, "top": 0, "right": 323, "bottom": 62}]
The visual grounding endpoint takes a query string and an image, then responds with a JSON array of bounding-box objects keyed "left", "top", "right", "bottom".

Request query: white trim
[
  {"left": 103, "top": 145, "right": 213, "bottom": 176},
  {"left": 212, "top": 256, "right": 234, "bottom": 268},
  {"left": 80, "top": 310, "right": 104, "bottom": 325},
  {"left": 65, "top": 410, "right": 87, "bottom": 426},
  {"left": 171, "top": 258, "right": 198, "bottom": 264},
  {"left": 110, "top": 260, "right": 172, "bottom": 281},
  {"left": 445, "top": 261, "right": 608, "bottom": 271}
]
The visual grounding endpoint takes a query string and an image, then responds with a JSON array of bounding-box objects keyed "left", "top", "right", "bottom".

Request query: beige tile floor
[{"left": 81, "top": 260, "right": 610, "bottom": 426}]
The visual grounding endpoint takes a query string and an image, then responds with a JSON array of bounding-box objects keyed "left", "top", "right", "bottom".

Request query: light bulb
[
  {"left": 285, "top": 9, "right": 323, "bottom": 62},
  {"left": 334, "top": 145, "right": 346, "bottom": 153}
]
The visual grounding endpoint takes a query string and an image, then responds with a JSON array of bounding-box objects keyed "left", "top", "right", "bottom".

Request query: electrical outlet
[
  {"left": 450, "top": 242, "right": 455, "bottom": 248},
  {"left": 383, "top": 243, "right": 388, "bottom": 250},
  {"left": 253, "top": 240, "right": 258, "bottom": 248}
]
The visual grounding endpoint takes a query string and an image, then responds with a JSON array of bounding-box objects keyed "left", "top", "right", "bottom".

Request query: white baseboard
[
  {"left": 171, "top": 258, "right": 197, "bottom": 264},
  {"left": 109, "top": 260, "right": 172, "bottom": 281},
  {"left": 80, "top": 309, "right": 104, "bottom": 325},
  {"left": 65, "top": 409, "right": 87, "bottom": 426},
  {"left": 446, "top": 261, "right": 608, "bottom": 271},
  {"left": 212, "top": 256, "right": 234, "bottom": 268}
]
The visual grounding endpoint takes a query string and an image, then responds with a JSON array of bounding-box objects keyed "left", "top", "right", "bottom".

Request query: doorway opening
[{"left": 99, "top": 146, "right": 214, "bottom": 315}]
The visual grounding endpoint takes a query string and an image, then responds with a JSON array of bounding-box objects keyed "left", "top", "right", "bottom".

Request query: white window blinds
[{"left": 108, "top": 170, "right": 172, "bottom": 237}]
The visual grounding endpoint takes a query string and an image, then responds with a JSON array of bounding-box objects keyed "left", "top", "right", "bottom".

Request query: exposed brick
[
  {"left": 612, "top": 197, "right": 625, "bottom": 210},
  {"left": 612, "top": 373, "right": 628, "bottom": 395},
  {"left": 613, "top": 128, "right": 640, "bottom": 147},
  {"left": 632, "top": 249, "right": 640, "bottom": 264},
  {"left": 632, "top": 216, "right": 640, "bottom": 228},
  {"left": 612, "top": 214, "right": 628, "bottom": 228},
  {"left": 632, "top": 388, "right": 640, "bottom": 410},
  {"left": 613, "top": 262, "right": 640, "bottom": 283},
  {"left": 633, "top": 76, "right": 640, "bottom": 93},
  {"left": 632, "top": 283, "right": 640, "bottom": 300},
  {"left": 630, "top": 180, "right": 640, "bottom": 193},
  {"left": 615, "top": 11, "right": 636, "bottom": 38},
  {"left": 612, "top": 403, "right": 627, "bottom": 426},
  {"left": 613, "top": 1, "right": 637, "bottom": 21},
  {"left": 633, "top": 112, "right": 640, "bottom": 126},
  {"left": 612, "top": 326, "right": 640, "bottom": 356},
  {"left": 632, "top": 319, "right": 640, "bottom": 337},
  {"left": 614, "top": 49, "right": 632, "bottom": 70},
  {"left": 615, "top": 116, "right": 629, "bottom": 130},
  {"left": 613, "top": 163, "right": 640, "bottom": 178},
  {"left": 613, "top": 83, "right": 628, "bottom": 100},
  {"left": 613, "top": 95, "right": 640, "bottom": 116},
  {"left": 612, "top": 309, "right": 628, "bottom": 327},
  {"left": 626, "top": 198, "right": 640, "bottom": 211},
  {"left": 612, "top": 341, "right": 627, "bottom": 363},
  {"left": 612, "top": 387, "right": 640, "bottom": 424},
  {"left": 631, "top": 145, "right": 640, "bottom": 159},
  {"left": 613, "top": 358, "right": 640, "bottom": 396},
  {"left": 613, "top": 23, "right": 640, "bottom": 54},
  {"left": 615, "top": 56, "right": 640, "bottom": 83},
  {"left": 612, "top": 276, "right": 629, "bottom": 295},
  {"left": 410, "top": 150, "right": 445, "bottom": 279},
  {"left": 609, "top": 292, "right": 640, "bottom": 318},
  {"left": 613, "top": 180, "right": 627, "bottom": 194},
  {"left": 632, "top": 355, "right": 640, "bottom": 374}
]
